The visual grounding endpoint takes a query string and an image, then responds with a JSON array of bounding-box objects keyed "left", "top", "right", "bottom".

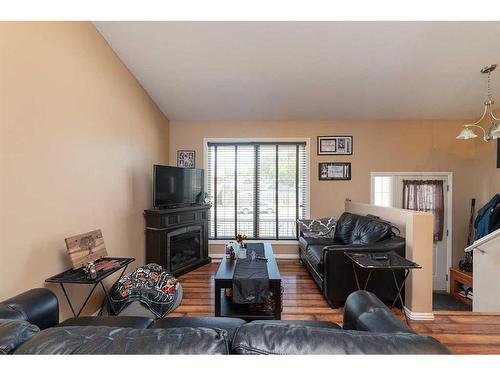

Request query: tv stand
[{"left": 144, "top": 205, "right": 211, "bottom": 276}]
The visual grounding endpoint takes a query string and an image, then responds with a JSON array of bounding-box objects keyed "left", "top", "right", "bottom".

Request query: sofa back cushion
[
  {"left": 335, "top": 213, "right": 394, "bottom": 245},
  {"left": 334, "top": 213, "right": 359, "bottom": 244},
  {"left": 0, "top": 319, "right": 39, "bottom": 354},
  {"left": 350, "top": 215, "right": 394, "bottom": 245},
  {"left": 231, "top": 322, "right": 449, "bottom": 354},
  {"left": 15, "top": 326, "right": 229, "bottom": 354}
]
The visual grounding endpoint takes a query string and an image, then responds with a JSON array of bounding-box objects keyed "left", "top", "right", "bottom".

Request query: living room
[{"left": 1, "top": 0, "right": 500, "bottom": 371}]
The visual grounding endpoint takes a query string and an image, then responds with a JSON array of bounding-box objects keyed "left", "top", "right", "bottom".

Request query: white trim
[
  {"left": 203, "top": 137, "right": 311, "bottom": 235},
  {"left": 403, "top": 306, "right": 435, "bottom": 321},
  {"left": 370, "top": 171, "right": 453, "bottom": 293}
]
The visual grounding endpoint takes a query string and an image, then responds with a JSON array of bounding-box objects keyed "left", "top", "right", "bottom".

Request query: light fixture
[{"left": 457, "top": 64, "right": 500, "bottom": 142}]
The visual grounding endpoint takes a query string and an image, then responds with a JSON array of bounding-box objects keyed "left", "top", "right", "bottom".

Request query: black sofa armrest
[
  {"left": 0, "top": 288, "right": 59, "bottom": 330},
  {"left": 343, "top": 290, "right": 414, "bottom": 334}
]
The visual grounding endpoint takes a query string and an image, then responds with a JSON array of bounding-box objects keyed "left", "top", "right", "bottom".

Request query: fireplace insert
[{"left": 145, "top": 205, "right": 211, "bottom": 276}]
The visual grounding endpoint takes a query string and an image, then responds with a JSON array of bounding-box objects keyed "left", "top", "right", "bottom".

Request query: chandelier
[{"left": 456, "top": 64, "right": 500, "bottom": 142}]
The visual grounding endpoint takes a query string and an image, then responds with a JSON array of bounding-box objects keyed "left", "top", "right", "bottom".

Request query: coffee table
[{"left": 214, "top": 242, "right": 282, "bottom": 320}]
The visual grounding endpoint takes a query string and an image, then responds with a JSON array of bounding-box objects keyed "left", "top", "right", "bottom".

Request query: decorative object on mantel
[
  {"left": 65, "top": 229, "right": 108, "bottom": 270},
  {"left": 196, "top": 191, "right": 212, "bottom": 206},
  {"left": 319, "top": 162, "right": 351, "bottom": 180},
  {"left": 456, "top": 64, "right": 500, "bottom": 142},
  {"left": 177, "top": 150, "right": 195, "bottom": 168},
  {"left": 317, "top": 136, "right": 353, "bottom": 155}
]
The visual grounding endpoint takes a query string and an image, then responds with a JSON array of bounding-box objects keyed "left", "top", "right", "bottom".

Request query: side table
[
  {"left": 45, "top": 257, "right": 135, "bottom": 317},
  {"left": 344, "top": 251, "right": 421, "bottom": 324}
]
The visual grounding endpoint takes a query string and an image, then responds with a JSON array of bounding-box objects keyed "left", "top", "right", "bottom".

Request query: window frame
[
  {"left": 373, "top": 175, "right": 393, "bottom": 207},
  {"left": 204, "top": 138, "right": 311, "bottom": 243}
]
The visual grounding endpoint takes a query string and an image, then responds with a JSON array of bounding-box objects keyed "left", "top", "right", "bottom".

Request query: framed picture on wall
[
  {"left": 319, "top": 162, "right": 351, "bottom": 181},
  {"left": 317, "top": 136, "right": 353, "bottom": 155},
  {"left": 177, "top": 150, "right": 196, "bottom": 168}
]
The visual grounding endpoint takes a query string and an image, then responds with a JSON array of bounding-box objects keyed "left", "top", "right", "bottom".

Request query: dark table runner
[{"left": 232, "top": 243, "right": 271, "bottom": 304}]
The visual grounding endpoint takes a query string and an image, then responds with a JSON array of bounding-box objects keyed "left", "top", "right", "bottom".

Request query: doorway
[{"left": 370, "top": 172, "right": 453, "bottom": 292}]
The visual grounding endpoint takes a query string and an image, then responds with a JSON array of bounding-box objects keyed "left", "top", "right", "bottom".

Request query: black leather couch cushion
[
  {"left": 334, "top": 212, "right": 359, "bottom": 244},
  {"left": 305, "top": 245, "right": 324, "bottom": 273},
  {"left": 343, "top": 291, "right": 414, "bottom": 334},
  {"left": 299, "top": 236, "right": 340, "bottom": 247},
  {"left": 334, "top": 213, "right": 393, "bottom": 245},
  {"left": 0, "top": 288, "right": 59, "bottom": 330},
  {"left": 59, "top": 316, "right": 154, "bottom": 329},
  {"left": 0, "top": 319, "right": 39, "bottom": 354},
  {"left": 231, "top": 323, "right": 448, "bottom": 354},
  {"left": 15, "top": 326, "right": 229, "bottom": 354},
  {"left": 151, "top": 317, "right": 245, "bottom": 342},
  {"left": 350, "top": 216, "right": 394, "bottom": 245}
]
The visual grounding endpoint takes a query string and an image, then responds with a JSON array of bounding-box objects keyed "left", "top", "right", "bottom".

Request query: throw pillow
[{"left": 297, "top": 217, "right": 336, "bottom": 239}]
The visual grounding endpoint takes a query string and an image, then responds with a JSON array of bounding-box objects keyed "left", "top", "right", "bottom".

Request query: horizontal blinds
[
  {"left": 236, "top": 145, "right": 255, "bottom": 237},
  {"left": 207, "top": 146, "right": 215, "bottom": 238},
  {"left": 258, "top": 145, "right": 277, "bottom": 238},
  {"left": 208, "top": 142, "right": 306, "bottom": 240}
]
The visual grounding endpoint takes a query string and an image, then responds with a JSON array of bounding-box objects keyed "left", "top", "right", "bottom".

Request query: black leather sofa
[
  {"left": 0, "top": 288, "right": 448, "bottom": 354},
  {"left": 299, "top": 212, "right": 406, "bottom": 308}
]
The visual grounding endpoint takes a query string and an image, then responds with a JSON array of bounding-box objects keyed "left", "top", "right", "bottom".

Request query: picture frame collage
[{"left": 317, "top": 136, "right": 352, "bottom": 181}]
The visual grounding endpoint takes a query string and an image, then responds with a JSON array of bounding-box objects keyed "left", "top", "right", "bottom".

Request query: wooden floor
[{"left": 173, "top": 260, "right": 500, "bottom": 354}]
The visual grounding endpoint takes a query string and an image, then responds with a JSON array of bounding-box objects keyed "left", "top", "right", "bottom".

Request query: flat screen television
[{"left": 153, "top": 165, "right": 204, "bottom": 209}]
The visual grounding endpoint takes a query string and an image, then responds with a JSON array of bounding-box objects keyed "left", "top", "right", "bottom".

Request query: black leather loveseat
[
  {"left": 0, "top": 288, "right": 447, "bottom": 354},
  {"left": 299, "top": 212, "right": 406, "bottom": 308}
]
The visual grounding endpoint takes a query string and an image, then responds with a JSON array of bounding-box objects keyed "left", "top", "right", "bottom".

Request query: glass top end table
[
  {"left": 45, "top": 257, "right": 135, "bottom": 317},
  {"left": 344, "top": 251, "right": 421, "bottom": 324}
]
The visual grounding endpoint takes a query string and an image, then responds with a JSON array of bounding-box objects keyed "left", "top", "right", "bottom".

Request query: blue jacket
[{"left": 475, "top": 193, "right": 500, "bottom": 240}]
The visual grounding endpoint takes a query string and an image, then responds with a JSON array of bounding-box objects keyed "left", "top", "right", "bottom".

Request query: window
[
  {"left": 206, "top": 141, "right": 307, "bottom": 240},
  {"left": 373, "top": 176, "right": 393, "bottom": 207}
]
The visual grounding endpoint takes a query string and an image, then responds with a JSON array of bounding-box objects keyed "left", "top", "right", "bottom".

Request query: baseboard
[
  {"left": 209, "top": 253, "right": 299, "bottom": 262},
  {"left": 403, "top": 306, "right": 435, "bottom": 320}
]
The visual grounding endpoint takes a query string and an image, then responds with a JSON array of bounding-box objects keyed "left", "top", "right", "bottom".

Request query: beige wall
[
  {"left": 169, "top": 120, "right": 476, "bottom": 264},
  {"left": 0, "top": 22, "right": 170, "bottom": 317},
  {"left": 473, "top": 139, "right": 500, "bottom": 208}
]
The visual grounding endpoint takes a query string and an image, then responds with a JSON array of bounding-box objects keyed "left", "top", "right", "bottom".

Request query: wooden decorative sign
[{"left": 65, "top": 229, "right": 108, "bottom": 269}]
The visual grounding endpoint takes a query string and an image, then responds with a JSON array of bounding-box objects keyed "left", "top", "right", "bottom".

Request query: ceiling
[{"left": 94, "top": 22, "right": 500, "bottom": 122}]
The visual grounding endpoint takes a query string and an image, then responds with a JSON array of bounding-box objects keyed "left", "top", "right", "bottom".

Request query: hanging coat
[
  {"left": 490, "top": 203, "right": 500, "bottom": 233},
  {"left": 474, "top": 193, "right": 500, "bottom": 240}
]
